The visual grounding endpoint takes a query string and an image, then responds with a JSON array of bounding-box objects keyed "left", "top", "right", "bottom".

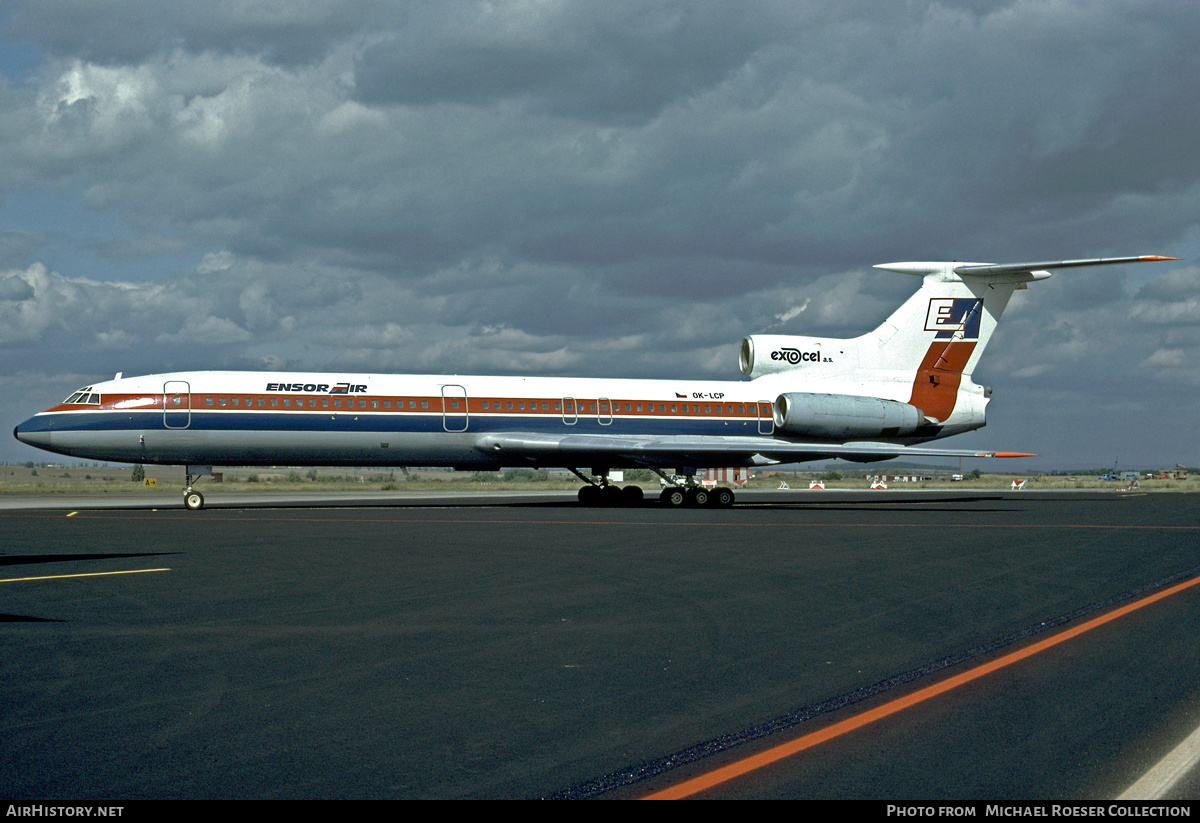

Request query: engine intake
[
  {"left": 774, "top": 392, "right": 925, "bottom": 438},
  {"left": 740, "top": 335, "right": 834, "bottom": 378}
]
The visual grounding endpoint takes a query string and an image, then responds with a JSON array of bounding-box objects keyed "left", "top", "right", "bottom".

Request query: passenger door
[{"left": 163, "top": 381, "right": 191, "bottom": 429}]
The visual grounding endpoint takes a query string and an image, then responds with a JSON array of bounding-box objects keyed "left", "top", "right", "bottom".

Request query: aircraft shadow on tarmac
[
  {"left": 488, "top": 493, "right": 1020, "bottom": 513},
  {"left": 0, "top": 551, "right": 177, "bottom": 567}
]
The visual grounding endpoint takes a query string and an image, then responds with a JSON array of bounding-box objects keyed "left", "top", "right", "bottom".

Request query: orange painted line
[{"left": 643, "top": 572, "right": 1200, "bottom": 800}]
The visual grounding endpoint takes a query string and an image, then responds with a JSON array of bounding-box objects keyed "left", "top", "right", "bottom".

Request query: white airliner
[{"left": 14, "top": 255, "right": 1174, "bottom": 509}]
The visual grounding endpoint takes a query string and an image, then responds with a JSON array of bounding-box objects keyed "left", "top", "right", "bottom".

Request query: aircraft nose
[{"left": 14, "top": 418, "right": 52, "bottom": 448}]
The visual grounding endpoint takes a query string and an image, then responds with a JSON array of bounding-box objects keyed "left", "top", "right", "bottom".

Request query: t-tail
[{"left": 739, "top": 256, "right": 1176, "bottom": 441}]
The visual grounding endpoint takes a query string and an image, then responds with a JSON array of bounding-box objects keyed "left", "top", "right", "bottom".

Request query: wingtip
[
  {"left": 1140, "top": 255, "right": 1179, "bottom": 261},
  {"left": 986, "top": 451, "right": 1038, "bottom": 458}
]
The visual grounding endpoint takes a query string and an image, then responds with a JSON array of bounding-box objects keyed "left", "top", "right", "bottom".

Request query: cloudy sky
[{"left": 1, "top": 0, "right": 1197, "bottom": 469}]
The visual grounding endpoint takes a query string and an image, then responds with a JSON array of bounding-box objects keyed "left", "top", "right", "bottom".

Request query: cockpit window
[{"left": 64, "top": 386, "right": 101, "bottom": 405}]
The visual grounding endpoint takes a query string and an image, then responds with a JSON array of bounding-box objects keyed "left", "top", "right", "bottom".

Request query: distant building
[{"left": 702, "top": 467, "right": 750, "bottom": 487}]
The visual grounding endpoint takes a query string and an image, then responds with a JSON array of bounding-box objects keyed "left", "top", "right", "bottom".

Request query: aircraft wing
[{"left": 474, "top": 432, "right": 1032, "bottom": 467}]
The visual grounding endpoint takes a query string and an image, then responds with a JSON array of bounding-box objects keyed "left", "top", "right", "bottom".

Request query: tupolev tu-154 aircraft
[{"left": 14, "top": 255, "right": 1175, "bottom": 510}]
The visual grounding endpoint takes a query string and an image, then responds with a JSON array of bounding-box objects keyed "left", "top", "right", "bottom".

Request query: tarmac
[{"left": 2, "top": 489, "right": 1199, "bottom": 799}]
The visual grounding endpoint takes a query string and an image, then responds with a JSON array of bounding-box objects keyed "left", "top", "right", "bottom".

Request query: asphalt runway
[{"left": 2, "top": 490, "right": 1199, "bottom": 799}]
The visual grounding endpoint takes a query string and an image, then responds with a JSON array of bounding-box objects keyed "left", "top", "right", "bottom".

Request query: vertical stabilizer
[
  {"left": 864, "top": 263, "right": 1017, "bottom": 422},
  {"left": 739, "top": 256, "right": 1174, "bottom": 425},
  {"left": 866, "top": 256, "right": 1175, "bottom": 422}
]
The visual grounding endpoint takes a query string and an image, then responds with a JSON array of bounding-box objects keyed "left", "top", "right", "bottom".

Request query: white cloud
[
  {"left": 1132, "top": 299, "right": 1200, "bottom": 325},
  {"left": 38, "top": 60, "right": 158, "bottom": 144},
  {"left": 155, "top": 314, "right": 252, "bottom": 345}
]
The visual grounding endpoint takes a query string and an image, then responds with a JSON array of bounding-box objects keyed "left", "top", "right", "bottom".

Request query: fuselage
[
  {"left": 16, "top": 370, "right": 774, "bottom": 468},
  {"left": 13, "top": 367, "right": 983, "bottom": 470}
]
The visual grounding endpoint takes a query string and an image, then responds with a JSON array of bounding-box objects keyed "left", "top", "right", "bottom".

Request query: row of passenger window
[
  {"left": 196, "top": 396, "right": 764, "bottom": 415},
  {"left": 203, "top": 396, "right": 423, "bottom": 409},
  {"left": 481, "top": 400, "right": 759, "bottom": 415}
]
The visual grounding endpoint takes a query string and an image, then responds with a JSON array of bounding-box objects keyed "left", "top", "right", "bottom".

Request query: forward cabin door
[
  {"left": 441, "top": 384, "right": 468, "bottom": 432},
  {"left": 163, "top": 381, "right": 191, "bottom": 429}
]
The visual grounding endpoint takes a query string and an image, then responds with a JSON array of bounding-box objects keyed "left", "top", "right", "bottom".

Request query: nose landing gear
[{"left": 183, "top": 465, "right": 212, "bottom": 511}]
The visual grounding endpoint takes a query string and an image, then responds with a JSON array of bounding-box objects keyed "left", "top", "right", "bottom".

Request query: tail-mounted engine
[
  {"left": 739, "top": 335, "right": 834, "bottom": 378},
  {"left": 774, "top": 392, "right": 926, "bottom": 439}
]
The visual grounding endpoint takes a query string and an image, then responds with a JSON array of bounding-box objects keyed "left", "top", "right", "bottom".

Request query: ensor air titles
[{"left": 265, "top": 381, "right": 368, "bottom": 394}]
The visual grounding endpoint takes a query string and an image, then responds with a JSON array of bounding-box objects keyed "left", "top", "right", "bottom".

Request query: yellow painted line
[
  {"left": 643, "top": 572, "right": 1200, "bottom": 799},
  {"left": 66, "top": 511, "right": 77, "bottom": 517},
  {"left": 0, "top": 568, "right": 171, "bottom": 583}
]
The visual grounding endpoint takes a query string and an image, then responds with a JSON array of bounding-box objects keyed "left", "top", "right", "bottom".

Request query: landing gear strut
[{"left": 183, "top": 465, "right": 212, "bottom": 511}]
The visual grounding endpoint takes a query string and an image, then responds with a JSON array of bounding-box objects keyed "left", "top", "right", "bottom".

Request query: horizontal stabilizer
[
  {"left": 875, "top": 256, "right": 1176, "bottom": 280},
  {"left": 954, "top": 256, "right": 1176, "bottom": 277}
]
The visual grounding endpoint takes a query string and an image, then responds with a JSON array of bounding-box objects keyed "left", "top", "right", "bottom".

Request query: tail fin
[
  {"left": 862, "top": 262, "right": 1022, "bottom": 423},
  {"left": 740, "top": 256, "right": 1175, "bottom": 425},
  {"left": 867, "top": 257, "right": 1175, "bottom": 422},
  {"left": 866, "top": 262, "right": 1011, "bottom": 377}
]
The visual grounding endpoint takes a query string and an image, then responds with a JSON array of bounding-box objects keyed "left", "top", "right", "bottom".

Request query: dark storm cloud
[
  {"left": 352, "top": 3, "right": 763, "bottom": 123},
  {"left": 2, "top": 0, "right": 400, "bottom": 67}
]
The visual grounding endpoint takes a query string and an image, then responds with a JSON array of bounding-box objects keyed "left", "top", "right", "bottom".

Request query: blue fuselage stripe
[{"left": 22, "top": 410, "right": 764, "bottom": 438}]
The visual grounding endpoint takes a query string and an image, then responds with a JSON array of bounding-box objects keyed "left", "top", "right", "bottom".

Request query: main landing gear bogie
[
  {"left": 569, "top": 467, "right": 647, "bottom": 508},
  {"left": 658, "top": 486, "right": 735, "bottom": 508},
  {"left": 567, "top": 468, "right": 736, "bottom": 508},
  {"left": 577, "top": 483, "right": 644, "bottom": 507}
]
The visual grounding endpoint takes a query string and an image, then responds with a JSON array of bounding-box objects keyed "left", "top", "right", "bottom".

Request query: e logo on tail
[{"left": 925, "top": 298, "right": 982, "bottom": 340}]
